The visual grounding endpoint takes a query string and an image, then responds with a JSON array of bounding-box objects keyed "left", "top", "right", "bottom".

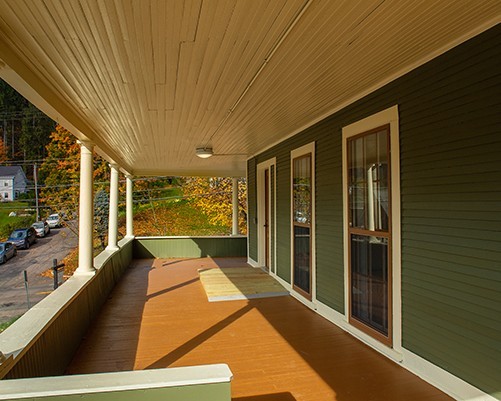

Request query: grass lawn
[
  {"left": 133, "top": 199, "right": 230, "bottom": 236},
  {"left": 0, "top": 201, "right": 31, "bottom": 222},
  {"left": 0, "top": 316, "right": 20, "bottom": 333},
  {"left": 0, "top": 202, "right": 36, "bottom": 240}
]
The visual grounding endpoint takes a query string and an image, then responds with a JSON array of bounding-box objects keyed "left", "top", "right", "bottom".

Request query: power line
[
  {"left": 0, "top": 110, "right": 47, "bottom": 117},
  {"left": 24, "top": 179, "right": 178, "bottom": 191},
  {"left": 2, "top": 188, "right": 234, "bottom": 206}
]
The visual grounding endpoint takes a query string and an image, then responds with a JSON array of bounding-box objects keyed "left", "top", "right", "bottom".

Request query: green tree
[
  {"left": 39, "top": 125, "right": 109, "bottom": 217},
  {"left": 183, "top": 177, "right": 247, "bottom": 234},
  {"left": 1, "top": 79, "right": 55, "bottom": 174},
  {"left": 20, "top": 103, "right": 55, "bottom": 163},
  {"left": 94, "top": 189, "right": 109, "bottom": 250},
  {"left": 0, "top": 137, "right": 8, "bottom": 163},
  {"left": 0, "top": 79, "right": 27, "bottom": 160}
]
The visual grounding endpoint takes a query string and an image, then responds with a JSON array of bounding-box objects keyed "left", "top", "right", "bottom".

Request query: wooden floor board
[{"left": 67, "top": 258, "right": 453, "bottom": 401}]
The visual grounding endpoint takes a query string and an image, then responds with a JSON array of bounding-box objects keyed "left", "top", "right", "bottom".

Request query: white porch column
[
  {"left": 126, "top": 175, "right": 134, "bottom": 237},
  {"left": 107, "top": 163, "right": 119, "bottom": 250},
  {"left": 232, "top": 177, "right": 239, "bottom": 236},
  {"left": 76, "top": 141, "right": 95, "bottom": 275}
]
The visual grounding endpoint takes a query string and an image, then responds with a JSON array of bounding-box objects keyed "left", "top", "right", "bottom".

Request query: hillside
[
  {"left": 130, "top": 199, "right": 231, "bottom": 237},
  {"left": 61, "top": 199, "right": 231, "bottom": 275}
]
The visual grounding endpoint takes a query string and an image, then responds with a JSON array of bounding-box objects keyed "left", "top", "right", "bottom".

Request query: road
[{"left": 0, "top": 225, "right": 78, "bottom": 324}]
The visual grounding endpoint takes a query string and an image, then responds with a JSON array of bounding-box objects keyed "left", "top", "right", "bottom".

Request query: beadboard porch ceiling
[{"left": 0, "top": 0, "right": 499, "bottom": 176}]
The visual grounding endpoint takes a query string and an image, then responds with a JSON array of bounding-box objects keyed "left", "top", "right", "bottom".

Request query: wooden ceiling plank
[
  {"left": 1, "top": 0, "right": 499, "bottom": 175},
  {"left": 151, "top": 0, "right": 166, "bottom": 86},
  {"left": 119, "top": 0, "right": 151, "bottom": 149},
  {"left": 2, "top": 0, "right": 95, "bottom": 113},
  {"left": 106, "top": 0, "right": 149, "bottom": 158},
  {"left": 80, "top": 0, "right": 144, "bottom": 154},
  {"left": 180, "top": 0, "right": 203, "bottom": 42},
  {"left": 198, "top": 0, "right": 308, "bottom": 147},
  {"left": 93, "top": 1, "right": 140, "bottom": 123}
]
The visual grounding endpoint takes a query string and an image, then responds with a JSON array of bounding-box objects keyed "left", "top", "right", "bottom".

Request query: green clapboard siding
[
  {"left": 134, "top": 237, "right": 247, "bottom": 259},
  {"left": 397, "top": 26, "right": 501, "bottom": 397},
  {"left": 247, "top": 25, "right": 501, "bottom": 396}
]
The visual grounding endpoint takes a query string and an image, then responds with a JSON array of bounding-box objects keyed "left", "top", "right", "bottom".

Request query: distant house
[{"left": 0, "top": 166, "right": 28, "bottom": 201}]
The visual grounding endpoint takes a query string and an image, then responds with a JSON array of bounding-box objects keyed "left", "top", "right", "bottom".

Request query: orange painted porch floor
[{"left": 67, "top": 258, "right": 452, "bottom": 401}]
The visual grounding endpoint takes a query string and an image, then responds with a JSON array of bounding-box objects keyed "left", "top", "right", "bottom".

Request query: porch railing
[
  {"left": 0, "top": 237, "right": 134, "bottom": 379},
  {"left": 0, "top": 236, "right": 245, "bottom": 399},
  {"left": 134, "top": 235, "right": 247, "bottom": 258},
  {"left": 0, "top": 364, "right": 232, "bottom": 401}
]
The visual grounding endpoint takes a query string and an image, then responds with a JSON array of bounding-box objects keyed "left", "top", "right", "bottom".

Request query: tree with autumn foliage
[
  {"left": 1, "top": 80, "right": 55, "bottom": 171},
  {"left": 183, "top": 177, "right": 247, "bottom": 234},
  {"left": 38, "top": 125, "right": 109, "bottom": 217},
  {"left": 0, "top": 138, "right": 8, "bottom": 163}
]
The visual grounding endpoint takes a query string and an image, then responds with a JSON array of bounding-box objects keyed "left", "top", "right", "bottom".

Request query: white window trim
[
  {"left": 342, "top": 105, "right": 402, "bottom": 355},
  {"left": 256, "top": 158, "right": 276, "bottom": 270},
  {"left": 290, "top": 142, "right": 316, "bottom": 307}
]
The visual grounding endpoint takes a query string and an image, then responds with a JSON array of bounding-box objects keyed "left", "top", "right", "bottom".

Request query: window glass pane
[
  {"left": 348, "top": 128, "right": 389, "bottom": 231},
  {"left": 293, "top": 155, "right": 311, "bottom": 224},
  {"left": 351, "top": 234, "right": 389, "bottom": 335},
  {"left": 294, "top": 225, "right": 310, "bottom": 293}
]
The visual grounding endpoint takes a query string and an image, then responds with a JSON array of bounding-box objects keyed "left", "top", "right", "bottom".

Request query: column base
[
  {"left": 105, "top": 245, "right": 120, "bottom": 252},
  {"left": 74, "top": 267, "right": 96, "bottom": 276}
]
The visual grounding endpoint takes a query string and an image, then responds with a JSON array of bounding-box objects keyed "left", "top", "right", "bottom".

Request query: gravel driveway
[{"left": 0, "top": 225, "right": 78, "bottom": 324}]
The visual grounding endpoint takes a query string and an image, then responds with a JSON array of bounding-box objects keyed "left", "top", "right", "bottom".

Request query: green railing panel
[
  {"left": 134, "top": 236, "right": 247, "bottom": 259},
  {"left": 0, "top": 238, "right": 134, "bottom": 379},
  {"left": 0, "top": 365, "right": 232, "bottom": 401}
]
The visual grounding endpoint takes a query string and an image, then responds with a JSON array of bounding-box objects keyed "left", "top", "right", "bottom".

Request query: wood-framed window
[
  {"left": 347, "top": 125, "right": 392, "bottom": 346},
  {"left": 292, "top": 152, "right": 312, "bottom": 300}
]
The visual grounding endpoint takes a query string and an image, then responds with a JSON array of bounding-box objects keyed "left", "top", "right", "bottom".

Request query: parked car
[
  {"left": 8, "top": 227, "right": 37, "bottom": 249},
  {"left": 46, "top": 213, "right": 62, "bottom": 228},
  {"left": 0, "top": 242, "right": 17, "bottom": 264},
  {"left": 32, "top": 221, "right": 50, "bottom": 237}
]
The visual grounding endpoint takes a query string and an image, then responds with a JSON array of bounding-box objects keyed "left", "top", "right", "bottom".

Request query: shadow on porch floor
[{"left": 67, "top": 257, "right": 452, "bottom": 401}]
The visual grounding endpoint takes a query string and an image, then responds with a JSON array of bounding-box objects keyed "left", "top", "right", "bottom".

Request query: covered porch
[
  {"left": 66, "top": 256, "right": 450, "bottom": 401},
  {"left": 0, "top": 1, "right": 499, "bottom": 400}
]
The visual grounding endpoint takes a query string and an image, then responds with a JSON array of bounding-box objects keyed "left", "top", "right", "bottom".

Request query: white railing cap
[{"left": 0, "top": 364, "right": 233, "bottom": 399}]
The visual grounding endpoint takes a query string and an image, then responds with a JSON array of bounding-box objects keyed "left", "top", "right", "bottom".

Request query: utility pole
[
  {"left": 11, "top": 119, "right": 14, "bottom": 158},
  {"left": 34, "top": 163, "right": 39, "bottom": 221}
]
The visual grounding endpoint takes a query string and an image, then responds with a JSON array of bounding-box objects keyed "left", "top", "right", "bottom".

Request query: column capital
[{"left": 76, "top": 139, "right": 94, "bottom": 151}]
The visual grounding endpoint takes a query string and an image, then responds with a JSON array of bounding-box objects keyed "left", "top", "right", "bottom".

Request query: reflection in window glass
[
  {"left": 347, "top": 125, "right": 391, "bottom": 342},
  {"left": 348, "top": 129, "right": 389, "bottom": 231},
  {"left": 293, "top": 155, "right": 311, "bottom": 224},
  {"left": 351, "top": 234, "right": 389, "bottom": 335},
  {"left": 293, "top": 225, "right": 310, "bottom": 293},
  {"left": 293, "top": 153, "right": 312, "bottom": 297}
]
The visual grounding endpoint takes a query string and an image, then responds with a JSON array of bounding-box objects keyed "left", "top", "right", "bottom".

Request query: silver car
[
  {"left": 46, "top": 213, "right": 62, "bottom": 228},
  {"left": 0, "top": 242, "right": 17, "bottom": 264},
  {"left": 32, "top": 221, "right": 50, "bottom": 237}
]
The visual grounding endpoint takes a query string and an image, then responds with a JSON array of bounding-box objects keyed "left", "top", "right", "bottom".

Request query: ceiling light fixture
[{"left": 196, "top": 147, "right": 213, "bottom": 159}]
